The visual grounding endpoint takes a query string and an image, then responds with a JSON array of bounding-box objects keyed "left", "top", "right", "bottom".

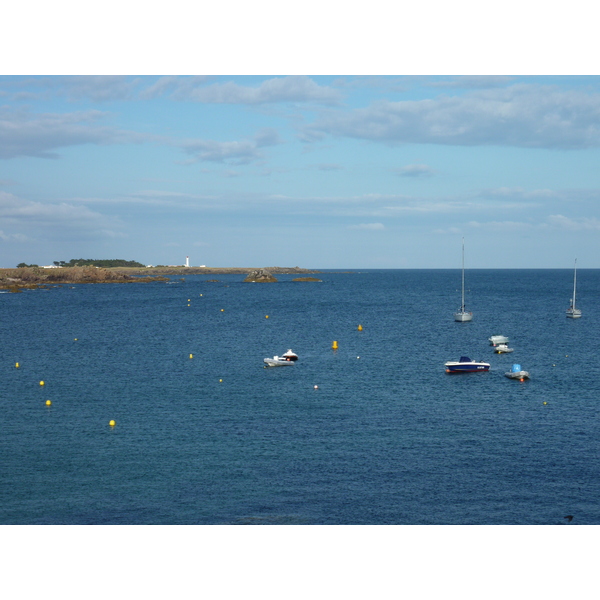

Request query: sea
[{"left": 2, "top": 269, "right": 600, "bottom": 525}]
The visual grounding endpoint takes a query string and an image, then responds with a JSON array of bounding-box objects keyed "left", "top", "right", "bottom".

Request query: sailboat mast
[
  {"left": 573, "top": 258, "right": 577, "bottom": 309},
  {"left": 461, "top": 238, "right": 465, "bottom": 310}
]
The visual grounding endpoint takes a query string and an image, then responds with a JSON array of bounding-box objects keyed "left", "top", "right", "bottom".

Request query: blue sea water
[{"left": 1, "top": 269, "right": 599, "bottom": 525}]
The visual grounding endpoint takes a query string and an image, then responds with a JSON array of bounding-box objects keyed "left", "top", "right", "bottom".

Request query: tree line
[{"left": 16, "top": 259, "right": 145, "bottom": 268}]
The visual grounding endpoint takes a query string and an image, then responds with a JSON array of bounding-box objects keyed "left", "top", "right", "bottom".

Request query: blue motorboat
[{"left": 445, "top": 356, "right": 490, "bottom": 373}]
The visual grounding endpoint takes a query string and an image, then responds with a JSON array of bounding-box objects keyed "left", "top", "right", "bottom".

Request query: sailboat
[
  {"left": 454, "top": 238, "right": 473, "bottom": 322},
  {"left": 566, "top": 259, "right": 582, "bottom": 318}
]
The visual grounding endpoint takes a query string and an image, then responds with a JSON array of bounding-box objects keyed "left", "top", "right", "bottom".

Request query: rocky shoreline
[
  {"left": 0, "top": 265, "right": 319, "bottom": 291},
  {"left": 0, "top": 266, "right": 168, "bottom": 292}
]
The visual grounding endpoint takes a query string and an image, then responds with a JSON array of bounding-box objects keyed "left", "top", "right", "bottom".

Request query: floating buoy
[
  {"left": 200, "top": 294, "right": 203, "bottom": 296},
  {"left": 543, "top": 402, "right": 547, "bottom": 405},
  {"left": 358, "top": 325, "right": 363, "bottom": 331},
  {"left": 332, "top": 341, "right": 338, "bottom": 349},
  {"left": 265, "top": 315, "right": 269, "bottom": 319},
  {"left": 45, "top": 400, "right": 51, "bottom": 406},
  {"left": 74, "top": 338, "right": 78, "bottom": 341},
  {"left": 357, "top": 356, "right": 360, "bottom": 359},
  {"left": 189, "top": 354, "right": 193, "bottom": 359},
  {"left": 219, "top": 379, "right": 223, "bottom": 382},
  {"left": 187, "top": 304, "right": 190, "bottom": 306},
  {"left": 109, "top": 420, "right": 116, "bottom": 427},
  {"left": 188, "top": 299, "right": 191, "bottom": 302},
  {"left": 221, "top": 309, "right": 224, "bottom": 312},
  {"left": 15, "top": 362, "right": 19, "bottom": 368},
  {"left": 314, "top": 385, "right": 319, "bottom": 390},
  {"left": 39, "top": 381, "right": 45, "bottom": 386}
]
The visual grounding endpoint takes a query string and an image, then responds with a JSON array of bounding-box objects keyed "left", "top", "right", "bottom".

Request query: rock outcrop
[{"left": 244, "top": 269, "right": 278, "bottom": 282}]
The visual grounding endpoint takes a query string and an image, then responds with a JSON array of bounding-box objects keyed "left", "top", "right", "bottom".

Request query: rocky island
[
  {"left": 0, "top": 265, "right": 320, "bottom": 291},
  {"left": 0, "top": 266, "right": 167, "bottom": 292}
]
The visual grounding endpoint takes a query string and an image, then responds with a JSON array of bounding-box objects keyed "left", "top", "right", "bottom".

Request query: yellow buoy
[
  {"left": 358, "top": 324, "right": 363, "bottom": 331},
  {"left": 45, "top": 400, "right": 52, "bottom": 406},
  {"left": 74, "top": 338, "right": 78, "bottom": 341},
  {"left": 543, "top": 402, "right": 547, "bottom": 405},
  {"left": 221, "top": 309, "right": 224, "bottom": 312},
  {"left": 39, "top": 381, "right": 45, "bottom": 386},
  {"left": 332, "top": 341, "right": 338, "bottom": 349},
  {"left": 219, "top": 379, "right": 223, "bottom": 382},
  {"left": 265, "top": 315, "right": 269, "bottom": 319},
  {"left": 15, "top": 362, "right": 19, "bottom": 368},
  {"left": 188, "top": 299, "right": 191, "bottom": 302},
  {"left": 109, "top": 420, "right": 116, "bottom": 427},
  {"left": 189, "top": 354, "right": 193, "bottom": 359}
]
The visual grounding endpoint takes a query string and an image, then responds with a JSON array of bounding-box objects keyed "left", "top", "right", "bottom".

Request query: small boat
[
  {"left": 505, "top": 364, "right": 530, "bottom": 380},
  {"left": 494, "top": 344, "right": 514, "bottom": 354},
  {"left": 264, "top": 349, "right": 298, "bottom": 367},
  {"left": 445, "top": 356, "right": 490, "bottom": 373},
  {"left": 454, "top": 238, "right": 473, "bottom": 322},
  {"left": 488, "top": 335, "right": 509, "bottom": 346},
  {"left": 566, "top": 259, "right": 582, "bottom": 318}
]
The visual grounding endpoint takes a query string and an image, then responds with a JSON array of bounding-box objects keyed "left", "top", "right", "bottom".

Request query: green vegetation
[{"left": 54, "top": 259, "right": 146, "bottom": 268}]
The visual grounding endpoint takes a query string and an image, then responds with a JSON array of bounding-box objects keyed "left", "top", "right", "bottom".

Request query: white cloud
[
  {"left": 395, "top": 164, "right": 435, "bottom": 177},
  {"left": 0, "top": 191, "right": 120, "bottom": 231},
  {"left": 349, "top": 223, "right": 385, "bottom": 230},
  {"left": 0, "top": 229, "right": 30, "bottom": 242},
  {"left": 304, "top": 84, "right": 600, "bottom": 149},
  {"left": 179, "top": 129, "right": 281, "bottom": 165},
  {"left": 546, "top": 214, "right": 600, "bottom": 230},
  {"left": 0, "top": 107, "right": 152, "bottom": 159},
  {"left": 177, "top": 76, "right": 341, "bottom": 105}
]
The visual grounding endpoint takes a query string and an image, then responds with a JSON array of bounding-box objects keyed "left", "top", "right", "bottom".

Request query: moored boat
[
  {"left": 454, "top": 238, "right": 473, "bottom": 322},
  {"left": 494, "top": 343, "right": 514, "bottom": 354},
  {"left": 264, "top": 349, "right": 298, "bottom": 367},
  {"left": 505, "top": 364, "right": 530, "bottom": 380},
  {"left": 445, "top": 356, "right": 490, "bottom": 373},
  {"left": 489, "top": 335, "right": 509, "bottom": 346},
  {"left": 566, "top": 259, "right": 582, "bottom": 318}
]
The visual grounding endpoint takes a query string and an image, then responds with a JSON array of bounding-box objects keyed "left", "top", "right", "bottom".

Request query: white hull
[
  {"left": 454, "top": 311, "right": 473, "bottom": 322},
  {"left": 566, "top": 308, "right": 582, "bottom": 319},
  {"left": 264, "top": 357, "right": 295, "bottom": 367},
  {"left": 494, "top": 344, "right": 513, "bottom": 354},
  {"left": 505, "top": 371, "right": 530, "bottom": 380}
]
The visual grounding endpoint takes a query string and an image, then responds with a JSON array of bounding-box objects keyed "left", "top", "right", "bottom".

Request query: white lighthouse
[{"left": 185, "top": 256, "right": 189, "bottom": 267}]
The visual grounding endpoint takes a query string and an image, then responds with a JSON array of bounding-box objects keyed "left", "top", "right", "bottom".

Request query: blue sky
[{"left": 2, "top": 7, "right": 600, "bottom": 269}]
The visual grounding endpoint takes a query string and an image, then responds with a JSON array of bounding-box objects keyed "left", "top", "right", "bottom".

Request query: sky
[{"left": 2, "top": 6, "right": 599, "bottom": 270}]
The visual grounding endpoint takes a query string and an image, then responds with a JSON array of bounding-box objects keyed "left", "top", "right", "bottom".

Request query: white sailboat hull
[{"left": 454, "top": 311, "right": 472, "bottom": 322}]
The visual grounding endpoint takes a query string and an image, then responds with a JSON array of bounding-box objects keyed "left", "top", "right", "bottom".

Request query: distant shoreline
[
  {"left": 114, "top": 266, "right": 320, "bottom": 276},
  {"left": 0, "top": 265, "right": 319, "bottom": 291}
]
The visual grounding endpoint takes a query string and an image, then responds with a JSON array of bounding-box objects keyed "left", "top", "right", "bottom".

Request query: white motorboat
[
  {"left": 566, "top": 259, "right": 582, "bottom": 318},
  {"left": 454, "top": 238, "right": 473, "bottom": 322},
  {"left": 489, "top": 335, "right": 510, "bottom": 346},
  {"left": 264, "top": 349, "right": 298, "bottom": 367},
  {"left": 505, "top": 364, "right": 530, "bottom": 380},
  {"left": 494, "top": 344, "right": 514, "bottom": 354},
  {"left": 445, "top": 356, "right": 490, "bottom": 373}
]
